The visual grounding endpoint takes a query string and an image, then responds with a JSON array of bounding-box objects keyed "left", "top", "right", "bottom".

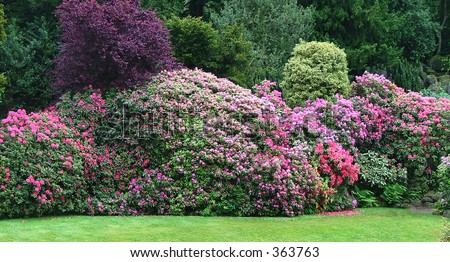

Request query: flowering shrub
[
  {"left": 351, "top": 72, "right": 406, "bottom": 105},
  {"left": 291, "top": 98, "right": 354, "bottom": 152},
  {"left": 53, "top": 89, "right": 134, "bottom": 215},
  {"left": 351, "top": 72, "right": 450, "bottom": 194},
  {"left": 56, "top": 89, "right": 106, "bottom": 141},
  {"left": 384, "top": 93, "right": 450, "bottom": 192},
  {"left": 0, "top": 109, "right": 91, "bottom": 218},
  {"left": 3, "top": 69, "right": 449, "bottom": 218},
  {"left": 315, "top": 141, "right": 359, "bottom": 188},
  {"left": 349, "top": 95, "right": 393, "bottom": 146},
  {"left": 313, "top": 141, "right": 359, "bottom": 211},
  {"left": 94, "top": 69, "right": 324, "bottom": 216}
]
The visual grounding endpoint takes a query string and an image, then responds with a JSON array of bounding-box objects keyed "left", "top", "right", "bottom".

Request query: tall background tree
[
  {"left": 52, "top": 0, "right": 177, "bottom": 94},
  {"left": 209, "top": 0, "right": 315, "bottom": 85},
  {"left": 0, "top": 0, "right": 61, "bottom": 25},
  {"left": 0, "top": 3, "right": 5, "bottom": 40},
  {"left": 0, "top": 18, "right": 58, "bottom": 113},
  {"left": 0, "top": 1, "right": 60, "bottom": 115},
  {"left": 299, "top": 0, "right": 438, "bottom": 71},
  {"left": 432, "top": 0, "right": 450, "bottom": 55},
  {"left": 141, "top": 0, "right": 186, "bottom": 19},
  {"left": 167, "top": 16, "right": 252, "bottom": 86},
  {"left": 297, "top": 0, "right": 439, "bottom": 91}
]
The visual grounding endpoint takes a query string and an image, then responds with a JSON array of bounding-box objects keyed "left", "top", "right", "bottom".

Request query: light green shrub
[{"left": 281, "top": 41, "right": 350, "bottom": 107}]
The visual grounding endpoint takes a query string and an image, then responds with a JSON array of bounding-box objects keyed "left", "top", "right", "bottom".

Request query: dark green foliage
[
  {"left": 209, "top": 0, "right": 315, "bottom": 85},
  {"left": 185, "top": 0, "right": 208, "bottom": 17},
  {"left": 434, "top": 0, "right": 450, "bottom": 55},
  {"left": 167, "top": 16, "right": 219, "bottom": 70},
  {"left": 429, "top": 55, "right": 450, "bottom": 73},
  {"left": 0, "top": 4, "right": 5, "bottom": 41},
  {"left": 141, "top": 0, "right": 186, "bottom": 20},
  {"left": 299, "top": 0, "right": 399, "bottom": 72},
  {"left": 167, "top": 16, "right": 252, "bottom": 87},
  {"left": 184, "top": 0, "right": 226, "bottom": 17},
  {"left": 0, "top": 18, "right": 58, "bottom": 114},
  {"left": 281, "top": 41, "right": 350, "bottom": 107},
  {"left": 393, "top": 0, "right": 439, "bottom": 61},
  {"left": 0, "top": 4, "right": 5, "bottom": 103},
  {"left": 0, "top": 73, "right": 6, "bottom": 104},
  {"left": 381, "top": 184, "right": 407, "bottom": 206},
  {"left": 354, "top": 187, "right": 378, "bottom": 208},
  {"left": 387, "top": 59, "right": 423, "bottom": 92},
  {"left": 0, "top": 0, "right": 61, "bottom": 26},
  {"left": 300, "top": 0, "right": 439, "bottom": 72},
  {"left": 215, "top": 23, "right": 252, "bottom": 87},
  {"left": 346, "top": 44, "right": 403, "bottom": 72}
]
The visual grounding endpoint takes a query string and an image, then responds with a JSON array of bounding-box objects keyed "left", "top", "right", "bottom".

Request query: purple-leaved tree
[{"left": 52, "top": 0, "right": 177, "bottom": 94}]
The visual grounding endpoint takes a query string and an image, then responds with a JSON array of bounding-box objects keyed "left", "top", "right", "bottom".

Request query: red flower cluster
[{"left": 315, "top": 141, "right": 359, "bottom": 187}]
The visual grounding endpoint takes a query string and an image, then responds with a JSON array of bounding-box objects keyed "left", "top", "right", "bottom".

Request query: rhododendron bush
[
  {"left": 0, "top": 109, "right": 92, "bottom": 217},
  {"left": 94, "top": 70, "right": 324, "bottom": 216},
  {"left": 352, "top": 73, "right": 450, "bottom": 193}
]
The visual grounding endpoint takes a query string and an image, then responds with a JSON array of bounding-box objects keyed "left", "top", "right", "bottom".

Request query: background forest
[{"left": 0, "top": 0, "right": 449, "bottom": 114}]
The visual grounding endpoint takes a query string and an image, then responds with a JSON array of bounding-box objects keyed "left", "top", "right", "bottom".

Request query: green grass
[{"left": 0, "top": 208, "right": 446, "bottom": 242}]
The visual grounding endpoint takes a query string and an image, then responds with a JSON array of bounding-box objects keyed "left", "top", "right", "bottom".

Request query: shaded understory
[{"left": 0, "top": 208, "right": 446, "bottom": 242}]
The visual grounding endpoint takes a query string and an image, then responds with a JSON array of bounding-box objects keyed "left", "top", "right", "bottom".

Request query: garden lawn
[{"left": 0, "top": 208, "right": 446, "bottom": 242}]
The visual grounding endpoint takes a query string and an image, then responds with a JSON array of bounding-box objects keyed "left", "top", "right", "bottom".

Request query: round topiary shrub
[
  {"left": 97, "top": 69, "right": 324, "bottom": 216},
  {"left": 0, "top": 109, "right": 94, "bottom": 218},
  {"left": 281, "top": 41, "right": 350, "bottom": 107}
]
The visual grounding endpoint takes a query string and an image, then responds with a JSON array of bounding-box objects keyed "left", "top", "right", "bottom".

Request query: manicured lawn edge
[{"left": 0, "top": 208, "right": 446, "bottom": 242}]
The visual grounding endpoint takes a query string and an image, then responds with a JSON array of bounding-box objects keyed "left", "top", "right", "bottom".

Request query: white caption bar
[{"left": 0, "top": 242, "right": 448, "bottom": 262}]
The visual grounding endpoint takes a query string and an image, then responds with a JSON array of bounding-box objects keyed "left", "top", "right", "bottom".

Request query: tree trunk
[{"left": 437, "top": 0, "right": 449, "bottom": 55}]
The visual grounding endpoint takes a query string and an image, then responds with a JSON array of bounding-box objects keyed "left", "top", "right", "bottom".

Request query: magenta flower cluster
[{"left": 0, "top": 109, "right": 94, "bottom": 217}]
